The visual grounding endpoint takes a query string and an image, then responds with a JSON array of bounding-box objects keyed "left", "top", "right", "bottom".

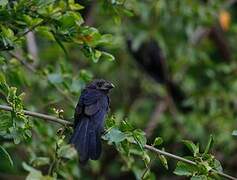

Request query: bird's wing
[
  {"left": 82, "top": 89, "right": 102, "bottom": 105},
  {"left": 74, "top": 89, "right": 102, "bottom": 119},
  {"left": 83, "top": 89, "right": 102, "bottom": 116},
  {"left": 84, "top": 101, "right": 100, "bottom": 116}
]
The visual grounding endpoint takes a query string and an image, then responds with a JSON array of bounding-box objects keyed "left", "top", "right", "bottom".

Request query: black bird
[
  {"left": 127, "top": 39, "right": 192, "bottom": 112},
  {"left": 70, "top": 79, "right": 114, "bottom": 164}
]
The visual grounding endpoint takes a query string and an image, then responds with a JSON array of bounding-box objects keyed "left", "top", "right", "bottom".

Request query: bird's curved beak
[{"left": 105, "top": 82, "right": 115, "bottom": 89}]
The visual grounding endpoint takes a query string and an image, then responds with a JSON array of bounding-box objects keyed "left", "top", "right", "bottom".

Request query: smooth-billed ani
[
  {"left": 127, "top": 39, "right": 192, "bottom": 112},
  {"left": 70, "top": 79, "right": 114, "bottom": 164}
]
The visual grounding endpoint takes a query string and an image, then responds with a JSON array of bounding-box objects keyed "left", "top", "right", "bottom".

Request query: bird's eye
[{"left": 97, "top": 82, "right": 103, "bottom": 87}]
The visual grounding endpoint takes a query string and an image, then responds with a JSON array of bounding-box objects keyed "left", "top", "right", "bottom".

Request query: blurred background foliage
[{"left": 0, "top": 0, "right": 237, "bottom": 179}]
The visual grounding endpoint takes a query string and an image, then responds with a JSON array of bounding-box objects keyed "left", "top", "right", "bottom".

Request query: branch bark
[
  {"left": 145, "top": 100, "right": 167, "bottom": 137},
  {"left": 0, "top": 104, "right": 236, "bottom": 180},
  {"left": 0, "top": 105, "right": 72, "bottom": 126},
  {"left": 26, "top": 31, "right": 39, "bottom": 66}
]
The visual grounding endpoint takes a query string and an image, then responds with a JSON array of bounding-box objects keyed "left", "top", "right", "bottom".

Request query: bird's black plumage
[
  {"left": 127, "top": 39, "right": 192, "bottom": 112},
  {"left": 70, "top": 79, "right": 114, "bottom": 164}
]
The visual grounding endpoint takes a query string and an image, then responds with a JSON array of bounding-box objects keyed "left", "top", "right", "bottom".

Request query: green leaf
[
  {"left": 22, "top": 15, "right": 43, "bottom": 26},
  {"left": 0, "top": 145, "right": 13, "bottom": 166},
  {"left": 113, "top": 15, "right": 121, "bottom": 25},
  {"left": 106, "top": 116, "right": 116, "bottom": 128},
  {"left": 204, "top": 135, "right": 214, "bottom": 154},
  {"left": 31, "top": 157, "right": 50, "bottom": 167},
  {"left": 0, "top": 0, "right": 8, "bottom": 7},
  {"left": 120, "top": 120, "right": 134, "bottom": 131},
  {"left": 174, "top": 161, "right": 197, "bottom": 176},
  {"left": 58, "top": 144, "right": 77, "bottom": 159},
  {"left": 213, "top": 159, "right": 223, "bottom": 172},
  {"left": 143, "top": 152, "right": 150, "bottom": 165},
  {"left": 23, "top": 162, "right": 52, "bottom": 180},
  {"left": 79, "top": 69, "right": 93, "bottom": 82},
  {"left": 36, "top": 26, "right": 54, "bottom": 40},
  {"left": 48, "top": 73, "right": 63, "bottom": 84},
  {"left": 191, "top": 175, "right": 208, "bottom": 180},
  {"left": 1, "top": 26, "right": 14, "bottom": 38},
  {"left": 153, "top": 137, "right": 163, "bottom": 146},
  {"left": 159, "top": 154, "right": 168, "bottom": 170},
  {"left": 70, "top": 79, "right": 82, "bottom": 93},
  {"left": 132, "top": 129, "right": 147, "bottom": 147},
  {"left": 121, "top": 8, "right": 134, "bottom": 17},
  {"left": 4, "top": 85, "right": 31, "bottom": 144},
  {"left": 69, "top": 0, "right": 84, "bottom": 10},
  {"left": 0, "top": 112, "right": 12, "bottom": 133},
  {"left": 59, "top": 11, "right": 83, "bottom": 28},
  {"left": 182, "top": 140, "right": 199, "bottom": 156},
  {"left": 0, "top": 56, "right": 6, "bottom": 65},
  {"left": 98, "top": 34, "right": 113, "bottom": 45},
  {"left": 23, "top": 162, "right": 40, "bottom": 172},
  {"left": 0, "top": 73, "right": 9, "bottom": 94},
  {"left": 199, "top": 161, "right": 212, "bottom": 172},
  {"left": 232, "top": 130, "right": 237, "bottom": 136},
  {"left": 102, "top": 127, "right": 127, "bottom": 144},
  {"left": 92, "top": 50, "right": 102, "bottom": 63}
]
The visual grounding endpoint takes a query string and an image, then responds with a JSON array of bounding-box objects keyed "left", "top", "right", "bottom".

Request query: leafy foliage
[
  {"left": 0, "top": 0, "right": 236, "bottom": 179},
  {"left": 0, "top": 73, "right": 32, "bottom": 144},
  {"left": 174, "top": 136, "right": 222, "bottom": 179}
]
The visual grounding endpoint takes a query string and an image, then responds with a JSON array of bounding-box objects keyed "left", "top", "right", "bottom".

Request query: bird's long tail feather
[{"left": 69, "top": 117, "right": 101, "bottom": 164}]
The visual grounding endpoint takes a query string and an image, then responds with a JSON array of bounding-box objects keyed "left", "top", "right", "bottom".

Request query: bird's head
[{"left": 87, "top": 79, "right": 115, "bottom": 93}]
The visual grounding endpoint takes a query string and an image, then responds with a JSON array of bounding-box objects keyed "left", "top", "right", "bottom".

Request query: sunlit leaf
[
  {"left": 159, "top": 154, "right": 168, "bottom": 170},
  {"left": 191, "top": 175, "right": 207, "bottom": 180},
  {"left": 232, "top": 130, "right": 237, "bottom": 136},
  {"left": 102, "top": 127, "right": 127, "bottom": 144},
  {"left": 48, "top": 73, "right": 63, "bottom": 84},
  {"left": 153, "top": 137, "right": 163, "bottom": 147},
  {"left": 182, "top": 140, "right": 199, "bottom": 156},
  {"left": 204, "top": 135, "right": 214, "bottom": 154},
  {"left": 31, "top": 157, "right": 50, "bottom": 167},
  {"left": 174, "top": 161, "right": 197, "bottom": 176},
  {"left": 58, "top": 144, "right": 77, "bottom": 159}
]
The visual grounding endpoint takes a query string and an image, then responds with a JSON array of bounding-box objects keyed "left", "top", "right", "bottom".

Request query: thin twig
[
  {"left": 7, "top": 52, "right": 75, "bottom": 106},
  {"left": 0, "top": 105, "right": 72, "bottom": 126},
  {"left": 26, "top": 31, "right": 39, "bottom": 66},
  {"left": 145, "top": 100, "right": 167, "bottom": 137},
  {"left": 0, "top": 104, "right": 236, "bottom": 180},
  {"left": 144, "top": 145, "right": 237, "bottom": 180},
  {"left": 8, "top": 52, "right": 36, "bottom": 72},
  {"left": 16, "top": 20, "right": 45, "bottom": 39}
]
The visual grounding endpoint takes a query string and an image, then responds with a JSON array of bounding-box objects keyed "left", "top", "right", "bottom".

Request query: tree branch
[
  {"left": 0, "top": 104, "right": 236, "bottom": 180},
  {"left": 8, "top": 52, "right": 36, "bottom": 73},
  {"left": 145, "top": 100, "right": 167, "bottom": 137},
  {"left": 16, "top": 20, "right": 45, "bottom": 39},
  {"left": 26, "top": 31, "right": 39, "bottom": 66},
  {"left": 7, "top": 52, "right": 75, "bottom": 107},
  {"left": 0, "top": 105, "right": 72, "bottom": 126},
  {"left": 144, "top": 145, "right": 237, "bottom": 180}
]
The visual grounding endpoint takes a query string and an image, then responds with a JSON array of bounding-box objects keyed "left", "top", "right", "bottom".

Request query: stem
[
  {"left": 144, "top": 145, "right": 237, "bottom": 180},
  {"left": 0, "top": 105, "right": 72, "bottom": 126},
  {"left": 8, "top": 52, "right": 36, "bottom": 72},
  {"left": 0, "top": 104, "right": 236, "bottom": 180},
  {"left": 18, "top": 20, "right": 45, "bottom": 38},
  {"left": 8, "top": 52, "right": 75, "bottom": 107},
  {"left": 144, "top": 145, "right": 196, "bottom": 165}
]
